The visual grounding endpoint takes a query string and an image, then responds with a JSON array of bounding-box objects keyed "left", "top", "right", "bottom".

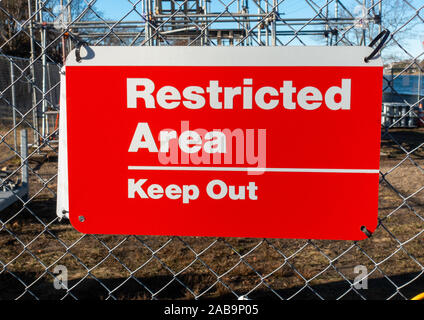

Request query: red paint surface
[{"left": 65, "top": 66, "right": 382, "bottom": 240}]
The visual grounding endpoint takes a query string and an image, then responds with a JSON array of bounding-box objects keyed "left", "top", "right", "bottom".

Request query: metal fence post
[
  {"left": 20, "top": 129, "right": 28, "bottom": 188},
  {"left": 9, "top": 59, "right": 17, "bottom": 151}
]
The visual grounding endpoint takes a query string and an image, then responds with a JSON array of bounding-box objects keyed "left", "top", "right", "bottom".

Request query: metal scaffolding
[
  {"left": 39, "top": 1, "right": 384, "bottom": 47},
  {"left": 13, "top": 0, "right": 383, "bottom": 145},
  {"left": 0, "top": 0, "right": 379, "bottom": 149}
]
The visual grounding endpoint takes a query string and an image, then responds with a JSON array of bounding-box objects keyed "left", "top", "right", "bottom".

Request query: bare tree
[
  {"left": 0, "top": 0, "right": 32, "bottom": 57},
  {"left": 0, "top": 0, "right": 100, "bottom": 60},
  {"left": 326, "top": 0, "right": 420, "bottom": 61}
]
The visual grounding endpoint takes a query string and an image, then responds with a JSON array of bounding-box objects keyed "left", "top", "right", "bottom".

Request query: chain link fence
[{"left": 0, "top": 0, "right": 423, "bottom": 300}]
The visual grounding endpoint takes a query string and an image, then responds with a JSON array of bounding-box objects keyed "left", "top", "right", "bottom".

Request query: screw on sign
[{"left": 57, "top": 46, "right": 383, "bottom": 240}]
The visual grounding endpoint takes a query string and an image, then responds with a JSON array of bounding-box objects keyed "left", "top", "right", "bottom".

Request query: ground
[{"left": 0, "top": 119, "right": 423, "bottom": 300}]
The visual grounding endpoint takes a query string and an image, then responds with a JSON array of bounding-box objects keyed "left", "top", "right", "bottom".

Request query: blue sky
[{"left": 92, "top": 0, "right": 423, "bottom": 59}]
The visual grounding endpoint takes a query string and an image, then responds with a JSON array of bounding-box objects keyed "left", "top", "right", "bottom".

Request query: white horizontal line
[{"left": 127, "top": 166, "right": 379, "bottom": 174}]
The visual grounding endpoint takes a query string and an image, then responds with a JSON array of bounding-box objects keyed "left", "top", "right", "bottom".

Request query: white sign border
[{"left": 57, "top": 46, "right": 382, "bottom": 219}]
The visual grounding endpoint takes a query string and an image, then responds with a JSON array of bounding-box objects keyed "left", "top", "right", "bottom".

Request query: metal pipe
[
  {"left": 42, "top": 17, "right": 359, "bottom": 28},
  {"left": 265, "top": 0, "right": 269, "bottom": 46},
  {"left": 334, "top": 0, "right": 339, "bottom": 44},
  {"left": 20, "top": 130, "right": 28, "bottom": 187},
  {"left": 60, "top": 0, "right": 67, "bottom": 64},
  {"left": 9, "top": 60, "right": 17, "bottom": 152},
  {"left": 418, "top": 70, "right": 421, "bottom": 107},
  {"left": 325, "top": 0, "right": 329, "bottom": 46},
  {"left": 272, "top": 0, "right": 276, "bottom": 46},
  {"left": 362, "top": 0, "right": 366, "bottom": 46},
  {"left": 145, "top": 0, "right": 152, "bottom": 45},
  {"left": 76, "top": 29, "right": 336, "bottom": 38},
  {"left": 257, "top": 0, "right": 262, "bottom": 45},
  {"left": 28, "top": 0, "right": 39, "bottom": 149},
  {"left": 40, "top": 17, "right": 48, "bottom": 142}
]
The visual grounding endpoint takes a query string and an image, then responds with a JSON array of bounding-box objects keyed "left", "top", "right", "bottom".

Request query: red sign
[{"left": 60, "top": 47, "right": 383, "bottom": 240}]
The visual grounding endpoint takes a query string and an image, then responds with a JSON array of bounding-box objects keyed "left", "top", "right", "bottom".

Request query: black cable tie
[
  {"left": 364, "top": 29, "right": 390, "bottom": 63},
  {"left": 360, "top": 226, "right": 373, "bottom": 238},
  {"left": 75, "top": 41, "right": 89, "bottom": 63}
]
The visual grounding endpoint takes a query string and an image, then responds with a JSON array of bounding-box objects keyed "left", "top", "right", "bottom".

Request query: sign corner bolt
[{"left": 360, "top": 225, "right": 373, "bottom": 238}]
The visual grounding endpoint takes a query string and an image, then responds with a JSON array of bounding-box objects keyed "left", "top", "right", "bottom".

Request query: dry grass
[{"left": 0, "top": 124, "right": 423, "bottom": 300}]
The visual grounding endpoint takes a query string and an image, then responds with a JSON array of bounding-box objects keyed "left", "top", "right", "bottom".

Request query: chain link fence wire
[{"left": 0, "top": 0, "right": 424, "bottom": 300}]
